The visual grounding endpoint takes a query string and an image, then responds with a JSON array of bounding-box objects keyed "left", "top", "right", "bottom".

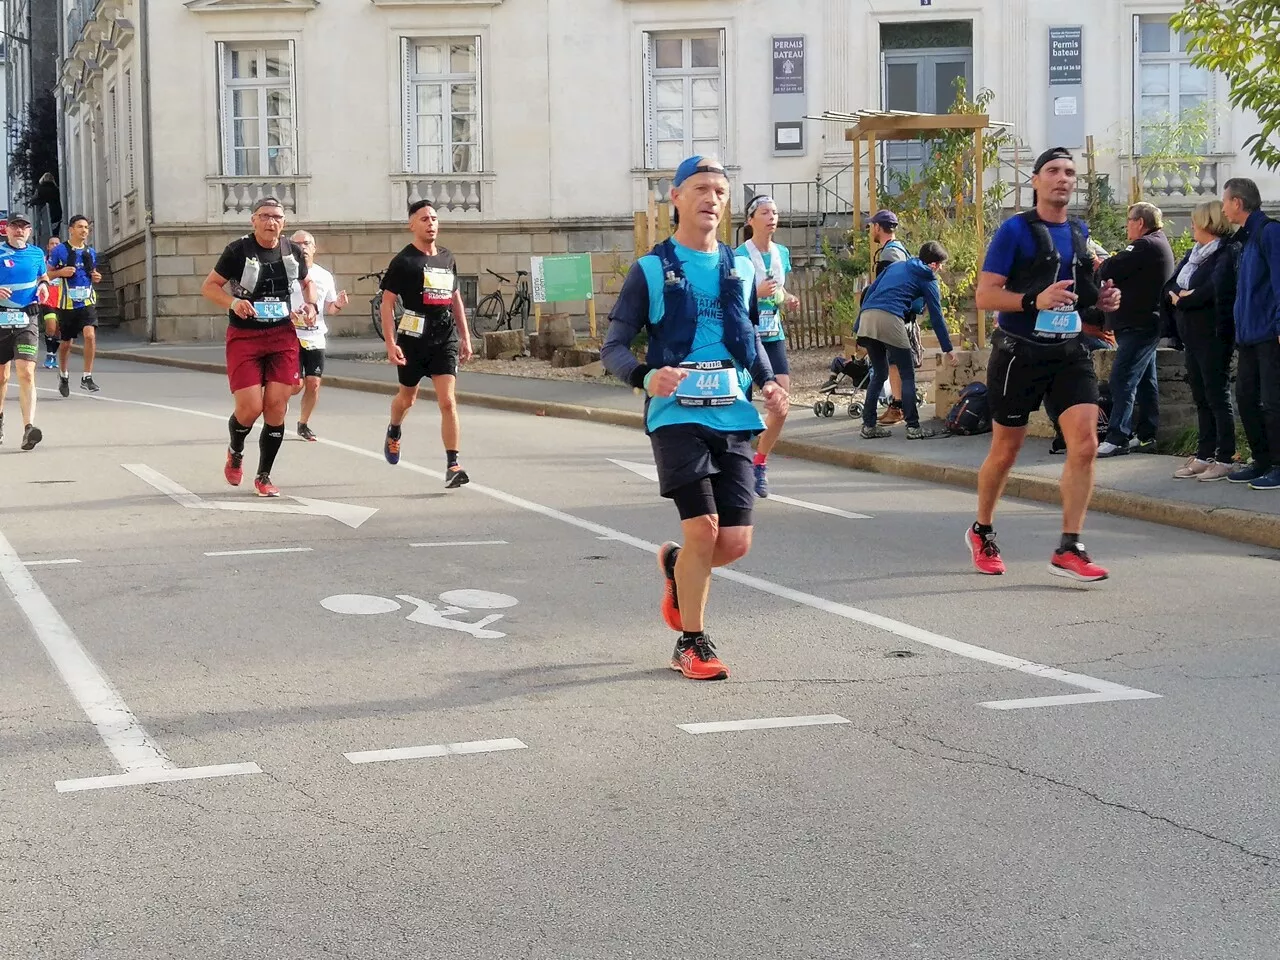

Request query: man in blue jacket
[
  {"left": 855, "top": 241, "right": 957, "bottom": 440},
  {"left": 1222, "top": 178, "right": 1280, "bottom": 489}
]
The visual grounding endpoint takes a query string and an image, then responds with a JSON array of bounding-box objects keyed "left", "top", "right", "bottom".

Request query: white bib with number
[
  {"left": 422, "top": 267, "right": 455, "bottom": 307},
  {"left": 1034, "top": 306, "right": 1082, "bottom": 337},
  {"left": 675, "top": 361, "right": 740, "bottom": 407},
  {"left": 253, "top": 298, "right": 289, "bottom": 321},
  {"left": 0, "top": 310, "right": 27, "bottom": 328},
  {"left": 758, "top": 308, "right": 782, "bottom": 338},
  {"left": 68, "top": 286, "right": 92, "bottom": 302},
  {"left": 398, "top": 311, "right": 426, "bottom": 337}
]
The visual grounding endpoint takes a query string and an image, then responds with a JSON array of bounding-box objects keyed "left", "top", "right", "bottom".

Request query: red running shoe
[
  {"left": 254, "top": 475, "right": 280, "bottom": 498},
  {"left": 224, "top": 449, "right": 244, "bottom": 486},
  {"left": 670, "top": 634, "right": 729, "bottom": 681},
  {"left": 1049, "top": 543, "right": 1109, "bottom": 582},
  {"left": 965, "top": 526, "right": 1005, "bottom": 575},
  {"left": 656, "top": 541, "right": 682, "bottom": 631}
]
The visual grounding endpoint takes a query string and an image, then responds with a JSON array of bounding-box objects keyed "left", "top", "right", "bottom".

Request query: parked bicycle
[
  {"left": 473, "top": 269, "right": 531, "bottom": 335},
  {"left": 356, "top": 270, "right": 403, "bottom": 339}
]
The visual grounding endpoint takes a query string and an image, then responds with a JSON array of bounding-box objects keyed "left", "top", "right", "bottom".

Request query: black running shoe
[
  {"left": 58, "top": 376, "right": 70, "bottom": 398},
  {"left": 21, "top": 424, "right": 43, "bottom": 451},
  {"left": 80, "top": 375, "right": 100, "bottom": 393},
  {"left": 297, "top": 422, "right": 317, "bottom": 442},
  {"left": 445, "top": 466, "right": 470, "bottom": 489}
]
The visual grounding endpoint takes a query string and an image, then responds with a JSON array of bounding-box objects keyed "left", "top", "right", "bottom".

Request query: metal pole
[{"left": 139, "top": 0, "right": 157, "bottom": 342}]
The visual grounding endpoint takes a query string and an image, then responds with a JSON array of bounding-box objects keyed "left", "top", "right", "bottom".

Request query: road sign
[
  {"left": 530, "top": 254, "right": 593, "bottom": 304},
  {"left": 123, "top": 464, "right": 378, "bottom": 529}
]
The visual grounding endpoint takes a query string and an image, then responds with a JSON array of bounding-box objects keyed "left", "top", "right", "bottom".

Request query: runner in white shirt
[{"left": 289, "top": 231, "right": 348, "bottom": 441}]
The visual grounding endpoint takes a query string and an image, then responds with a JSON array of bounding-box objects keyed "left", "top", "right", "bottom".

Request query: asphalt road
[{"left": 2, "top": 358, "right": 1278, "bottom": 960}]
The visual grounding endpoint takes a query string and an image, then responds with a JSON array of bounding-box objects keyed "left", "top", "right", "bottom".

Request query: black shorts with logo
[
  {"left": 0, "top": 319, "right": 38, "bottom": 364},
  {"left": 986, "top": 328, "right": 1099, "bottom": 428},
  {"left": 56, "top": 304, "right": 98, "bottom": 342},
  {"left": 299, "top": 347, "right": 325, "bottom": 379},
  {"left": 650, "top": 422, "right": 756, "bottom": 527},
  {"left": 396, "top": 331, "right": 459, "bottom": 387}
]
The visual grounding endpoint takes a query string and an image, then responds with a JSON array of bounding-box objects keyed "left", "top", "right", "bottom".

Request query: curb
[{"left": 92, "top": 347, "right": 1280, "bottom": 551}]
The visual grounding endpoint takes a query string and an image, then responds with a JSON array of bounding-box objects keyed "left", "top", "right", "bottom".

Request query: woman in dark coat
[{"left": 1166, "top": 199, "right": 1241, "bottom": 480}]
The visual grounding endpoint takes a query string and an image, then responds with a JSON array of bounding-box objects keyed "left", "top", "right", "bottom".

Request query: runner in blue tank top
[{"left": 0, "top": 212, "right": 51, "bottom": 450}]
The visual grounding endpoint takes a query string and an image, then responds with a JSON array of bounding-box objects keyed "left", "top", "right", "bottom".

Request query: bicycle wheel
[
  {"left": 369, "top": 299, "right": 383, "bottom": 339},
  {"left": 473, "top": 293, "right": 506, "bottom": 335}
]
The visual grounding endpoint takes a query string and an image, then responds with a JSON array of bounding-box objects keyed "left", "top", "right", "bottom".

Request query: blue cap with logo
[{"left": 673, "top": 156, "right": 727, "bottom": 187}]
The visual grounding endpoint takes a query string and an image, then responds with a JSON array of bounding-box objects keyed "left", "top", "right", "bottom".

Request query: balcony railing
[
  {"left": 207, "top": 176, "right": 309, "bottom": 221},
  {"left": 1137, "top": 158, "right": 1230, "bottom": 202},
  {"left": 391, "top": 174, "right": 492, "bottom": 216}
]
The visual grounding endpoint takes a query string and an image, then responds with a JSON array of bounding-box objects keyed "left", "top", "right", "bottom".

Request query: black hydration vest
[{"left": 1003, "top": 210, "right": 1100, "bottom": 316}]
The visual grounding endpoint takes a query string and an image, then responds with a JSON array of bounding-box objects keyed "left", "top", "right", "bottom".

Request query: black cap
[
  {"left": 1032, "top": 147, "right": 1073, "bottom": 174},
  {"left": 6, "top": 212, "right": 32, "bottom": 226}
]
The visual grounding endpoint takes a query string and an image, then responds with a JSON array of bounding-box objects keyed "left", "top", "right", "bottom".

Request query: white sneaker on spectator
[
  {"left": 1096, "top": 441, "right": 1128, "bottom": 458},
  {"left": 1173, "top": 457, "right": 1212, "bottom": 479},
  {"left": 1198, "top": 462, "right": 1234, "bottom": 482}
]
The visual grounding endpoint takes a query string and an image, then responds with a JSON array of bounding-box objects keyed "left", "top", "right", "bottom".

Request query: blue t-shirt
[
  {"left": 0, "top": 242, "right": 49, "bottom": 309},
  {"left": 735, "top": 241, "right": 792, "bottom": 343},
  {"left": 983, "top": 215, "right": 1089, "bottom": 340},
  {"left": 611, "top": 241, "right": 762, "bottom": 434},
  {"left": 48, "top": 243, "right": 98, "bottom": 307}
]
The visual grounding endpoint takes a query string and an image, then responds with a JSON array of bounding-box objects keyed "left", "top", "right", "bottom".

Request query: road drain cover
[{"left": 885, "top": 650, "right": 917, "bottom": 658}]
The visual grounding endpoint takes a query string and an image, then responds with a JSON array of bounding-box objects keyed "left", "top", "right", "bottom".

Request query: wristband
[
  {"left": 1021, "top": 291, "right": 1037, "bottom": 314},
  {"left": 642, "top": 369, "right": 657, "bottom": 393},
  {"left": 627, "top": 364, "right": 653, "bottom": 391}
]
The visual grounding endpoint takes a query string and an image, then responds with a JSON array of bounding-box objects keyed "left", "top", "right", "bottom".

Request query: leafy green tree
[
  {"left": 1170, "top": 0, "right": 1280, "bottom": 170},
  {"left": 8, "top": 92, "right": 59, "bottom": 206}
]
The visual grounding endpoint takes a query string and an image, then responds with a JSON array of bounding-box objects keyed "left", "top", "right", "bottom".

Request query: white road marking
[
  {"left": 77, "top": 392, "right": 1161, "bottom": 710},
  {"left": 437, "top": 589, "right": 519, "bottom": 609},
  {"left": 23, "top": 559, "right": 81, "bottom": 566},
  {"left": 345, "top": 738, "right": 528, "bottom": 764},
  {"left": 608, "top": 458, "right": 871, "bottom": 519},
  {"left": 204, "top": 547, "right": 313, "bottom": 557},
  {"left": 57, "top": 763, "right": 262, "bottom": 794},
  {"left": 121, "top": 463, "right": 378, "bottom": 529},
  {"left": 410, "top": 540, "right": 509, "bottom": 547},
  {"left": 0, "top": 525, "right": 261, "bottom": 792},
  {"left": 679, "top": 715, "right": 851, "bottom": 735},
  {"left": 321, "top": 594, "right": 402, "bottom": 615}
]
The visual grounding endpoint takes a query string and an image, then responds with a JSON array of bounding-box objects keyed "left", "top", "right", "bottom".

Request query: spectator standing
[
  {"left": 1221, "top": 178, "right": 1280, "bottom": 490},
  {"left": 1096, "top": 202, "right": 1175, "bottom": 456},
  {"left": 866, "top": 210, "right": 912, "bottom": 423},
  {"left": 1166, "top": 200, "right": 1240, "bottom": 481},
  {"left": 36, "top": 174, "right": 63, "bottom": 238}
]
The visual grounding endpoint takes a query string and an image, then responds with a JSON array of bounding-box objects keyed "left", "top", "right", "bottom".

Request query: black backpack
[{"left": 945, "top": 381, "right": 992, "bottom": 436}]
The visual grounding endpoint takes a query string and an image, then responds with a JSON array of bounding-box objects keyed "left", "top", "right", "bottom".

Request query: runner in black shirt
[
  {"left": 379, "top": 200, "right": 474, "bottom": 487},
  {"left": 201, "top": 197, "right": 317, "bottom": 497}
]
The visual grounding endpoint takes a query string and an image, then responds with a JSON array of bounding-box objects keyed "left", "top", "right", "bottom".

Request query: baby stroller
[{"left": 814, "top": 354, "right": 883, "bottom": 419}]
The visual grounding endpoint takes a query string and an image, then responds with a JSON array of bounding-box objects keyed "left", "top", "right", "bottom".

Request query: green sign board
[{"left": 530, "top": 254, "right": 594, "bottom": 303}]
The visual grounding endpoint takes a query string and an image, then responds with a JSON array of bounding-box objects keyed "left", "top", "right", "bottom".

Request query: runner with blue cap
[{"left": 602, "top": 155, "right": 789, "bottom": 680}]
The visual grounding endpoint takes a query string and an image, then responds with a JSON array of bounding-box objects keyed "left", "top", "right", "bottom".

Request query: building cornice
[{"left": 184, "top": 0, "right": 319, "bottom": 12}]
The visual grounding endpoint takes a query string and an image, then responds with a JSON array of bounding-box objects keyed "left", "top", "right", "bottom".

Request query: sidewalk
[{"left": 87, "top": 330, "right": 1280, "bottom": 549}]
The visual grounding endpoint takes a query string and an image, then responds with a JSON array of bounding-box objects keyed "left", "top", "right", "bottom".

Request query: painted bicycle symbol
[{"left": 321, "top": 589, "right": 518, "bottom": 640}]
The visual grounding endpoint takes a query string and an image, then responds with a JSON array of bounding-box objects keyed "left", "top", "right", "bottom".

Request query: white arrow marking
[
  {"left": 122, "top": 464, "right": 377, "bottom": 529},
  {"left": 607, "top": 458, "right": 871, "bottom": 519}
]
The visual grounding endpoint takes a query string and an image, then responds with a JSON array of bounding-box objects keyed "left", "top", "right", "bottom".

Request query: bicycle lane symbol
[{"left": 321, "top": 589, "right": 519, "bottom": 640}]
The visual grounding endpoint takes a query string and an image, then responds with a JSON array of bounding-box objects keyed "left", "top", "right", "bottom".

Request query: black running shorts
[
  {"left": 299, "top": 347, "right": 325, "bottom": 379},
  {"left": 0, "top": 323, "right": 38, "bottom": 364},
  {"left": 56, "top": 305, "right": 98, "bottom": 342},
  {"left": 986, "top": 328, "right": 1099, "bottom": 428},
  {"left": 396, "top": 334, "right": 459, "bottom": 387},
  {"left": 650, "top": 422, "right": 755, "bottom": 527}
]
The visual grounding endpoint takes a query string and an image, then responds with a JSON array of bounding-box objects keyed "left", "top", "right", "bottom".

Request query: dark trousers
[
  {"left": 1180, "top": 324, "right": 1235, "bottom": 462},
  {"left": 1105, "top": 329, "right": 1160, "bottom": 445},
  {"left": 1236, "top": 338, "right": 1280, "bottom": 470},
  {"left": 862, "top": 340, "right": 918, "bottom": 428}
]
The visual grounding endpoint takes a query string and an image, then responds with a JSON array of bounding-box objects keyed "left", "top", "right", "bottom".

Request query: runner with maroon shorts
[{"left": 200, "top": 197, "right": 318, "bottom": 497}]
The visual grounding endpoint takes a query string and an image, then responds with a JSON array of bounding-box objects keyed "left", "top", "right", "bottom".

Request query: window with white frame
[
  {"left": 400, "top": 38, "right": 482, "bottom": 175},
  {"left": 643, "top": 31, "right": 726, "bottom": 170},
  {"left": 1136, "top": 16, "right": 1213, "bottom": 154},
  {"left": 217, "top": 42, "right": 297, "bottom": 177}
]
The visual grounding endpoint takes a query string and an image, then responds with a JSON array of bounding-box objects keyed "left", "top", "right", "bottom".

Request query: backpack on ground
[{"left": 945, "top": 381, "right": 992, "bottom": 436}]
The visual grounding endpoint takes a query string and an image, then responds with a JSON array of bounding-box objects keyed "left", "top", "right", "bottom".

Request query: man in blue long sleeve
[
  {"left": 600, "top": 155, "right": 788, "bottom": 681},
  {"left": 855, "top": 241, "right": 957, "bottom": 440},
  {"left": 1221, "top": 178, "right": 1280, "bottom": 490}
]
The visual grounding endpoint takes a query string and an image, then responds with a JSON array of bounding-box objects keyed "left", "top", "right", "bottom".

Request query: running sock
[
  {"left": 446, "top": 449, "right": 459, "bottom": 469},
  {"left": 387, "top": 423, "right": 402, "bottom": 439},
  {"left": 258, "top": 423, "right": 285, "bottom": 476},
  {"left": 973, "top": 521, "right": 994, "bottom": 537},
  {"left": 681, "top": 630, "right": 705, "bottom": 644},
  {"left": 1058, "top": 532, "right": 1081, "bottom": 553},
  {"left": 753, "top": 452, "right": 768, "bottom": 466},
  {"left": 228, "top": 414, "right": 252, "bottom": 453}
]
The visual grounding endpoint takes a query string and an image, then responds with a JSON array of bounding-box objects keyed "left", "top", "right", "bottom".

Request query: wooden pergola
[{"left": 843, "top": 111, "right": 992, "bottom": 345}]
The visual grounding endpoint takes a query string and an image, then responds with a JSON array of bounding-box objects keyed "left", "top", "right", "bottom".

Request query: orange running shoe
[
  {"left": 670, "top": 634, "right": 729, "bottom": 681},
  {"left": 656, "top": 541, "right": 682, "bottom": 631},
  {"left": 254, "top": 474, "right": 280, "bottom": 498},
  {"left": 224, "top": 449, "right": 244, "bottom": 486}
]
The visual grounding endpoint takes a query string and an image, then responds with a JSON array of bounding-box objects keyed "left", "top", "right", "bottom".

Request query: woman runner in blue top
[{"left": 736, "top": 196, "right": 798, "bottom": 498}]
